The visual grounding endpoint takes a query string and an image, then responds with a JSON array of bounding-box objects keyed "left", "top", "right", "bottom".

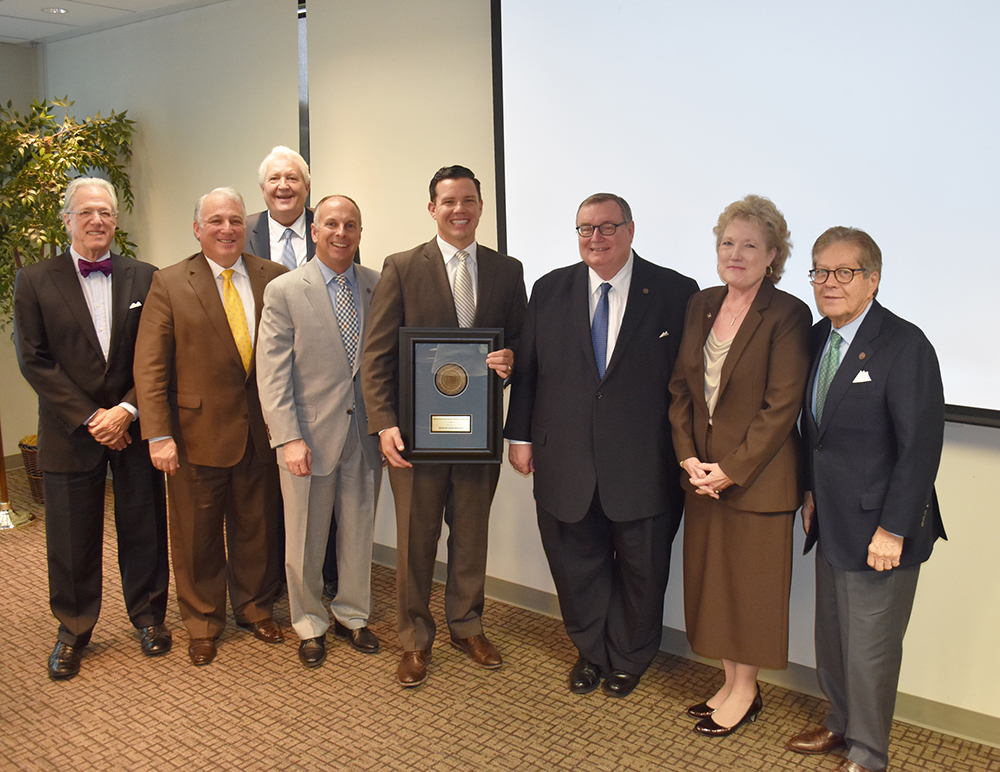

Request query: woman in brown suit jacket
[{"left": 668, "top": 196, "right": 811, "bottom": 737}]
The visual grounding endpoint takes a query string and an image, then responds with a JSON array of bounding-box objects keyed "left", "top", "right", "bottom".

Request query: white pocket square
[
  {"left": 129, "top": 301, "right": 143, "bottom": 309},
  {"left": 659, "top": 330, "right": 669, "bottom": 338},
  {"left": 853, "top": 370, "right": 871, "bottom": 384}
]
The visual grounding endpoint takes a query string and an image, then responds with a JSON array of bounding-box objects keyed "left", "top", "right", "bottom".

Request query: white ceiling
[{"left": 0, "top": 0, "right": 227, "bottom": 45}]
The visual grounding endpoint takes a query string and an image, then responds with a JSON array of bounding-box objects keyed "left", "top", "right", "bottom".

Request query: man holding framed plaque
[
  {"left": 505, "top": 193, "right": 698, "bottom": 698},
  {"left": 362, "top": 166, "right": 527, "bottom": 687}
]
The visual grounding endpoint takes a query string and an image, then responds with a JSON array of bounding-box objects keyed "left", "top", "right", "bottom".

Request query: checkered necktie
[
  {"left": 454, "top": 250, "right": 476, "bottom": 328},
  {"left": 334, "top": 274, "right": 360, "bottom": 370}
]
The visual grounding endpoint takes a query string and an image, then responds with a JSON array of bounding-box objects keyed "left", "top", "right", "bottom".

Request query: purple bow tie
[{"left": 80, "top": 257, "right": 113, "bottom": 277}]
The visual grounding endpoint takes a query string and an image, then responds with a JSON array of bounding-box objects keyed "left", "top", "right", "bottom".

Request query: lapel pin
[
  {"left": 859, "top": 352, "right": 866, "bottom": 360},
  {"left": 643, "top": 288, "right": 649, "bottom": 294}
]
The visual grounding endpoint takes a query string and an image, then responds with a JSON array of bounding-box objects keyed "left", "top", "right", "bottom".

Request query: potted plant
[{"left": 0, "top": 97, "right": 137, "bottom": 324}]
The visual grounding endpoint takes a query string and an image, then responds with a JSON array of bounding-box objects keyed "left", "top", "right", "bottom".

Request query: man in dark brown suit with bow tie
[{"left": 14, "top": 177, "right": 171, "bottom": 680}]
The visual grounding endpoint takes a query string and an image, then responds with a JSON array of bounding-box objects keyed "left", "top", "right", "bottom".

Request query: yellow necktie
[{"left": 222, "top": 268, "right": 252, "bottom": 372}]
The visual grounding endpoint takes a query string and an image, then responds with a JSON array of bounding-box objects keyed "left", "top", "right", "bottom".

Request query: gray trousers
[
  {"left": 815, "top": 546, "right": 920, "bottom": 771},
  {"left": 281, "top": 421, "right": 380, "bottom": 641}
]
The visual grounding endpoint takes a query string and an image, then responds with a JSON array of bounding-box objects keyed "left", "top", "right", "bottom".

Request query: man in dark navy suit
[
  {"left": 14, "top": 177, "right": 170, "bottom": 680},
  {"left": 788, "top": 227, "right": 946, "bottom": 772},
  {"left": 504, "top": 193, "right": 697, "bottom": 698}
]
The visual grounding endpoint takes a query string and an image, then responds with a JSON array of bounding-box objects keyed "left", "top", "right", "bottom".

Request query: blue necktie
[{"left": 592, "top": 282, "right": 611, "bottom": 378}]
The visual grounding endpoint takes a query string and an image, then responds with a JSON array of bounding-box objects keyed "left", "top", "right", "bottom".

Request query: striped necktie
[
  {"left": 280, "top": 228, "right": 297, "bottom": 270},
  {"left": 454, "top": 250, "right": 476, "bottom": 328}
]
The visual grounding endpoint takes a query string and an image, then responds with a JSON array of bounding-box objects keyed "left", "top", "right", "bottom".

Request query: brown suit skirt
[{"left": 683, "top": 493, "right": 794, "bottom": 670}]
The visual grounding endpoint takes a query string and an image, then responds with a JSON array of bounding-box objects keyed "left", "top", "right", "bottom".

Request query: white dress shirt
[
  {"left": 588, "top": 250, "right": 634, "bottom": 371},
  {"left": 204, "top": 254, "right": 256, "bottom": 346},
  {"left": 267, "top": 210, "right": 308, "bottom": 267},
  {"left": 437, "top": 235, "right": 479, "bottom": 305}
]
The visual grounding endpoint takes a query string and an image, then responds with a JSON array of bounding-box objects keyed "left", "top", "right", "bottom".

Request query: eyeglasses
[
  {"left": 808, "top": 267, "right": 867, "bottom": 285},
  {"left": 67, "top": 210, "right": 117, "bottom": 221},
  {"left": 576, "top": 222, "right": 626, "bottom": 237}
]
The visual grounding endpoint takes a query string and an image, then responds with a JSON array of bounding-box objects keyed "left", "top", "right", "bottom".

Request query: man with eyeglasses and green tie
[
  {"left": 788, "top": 227, "right": 946, "bottom": 772},
  {"left": 504, "top": 193, "right": 697, "bottom": 698},
  {"left": 14, "top": 177, "right": 171, "bottom": 680}
]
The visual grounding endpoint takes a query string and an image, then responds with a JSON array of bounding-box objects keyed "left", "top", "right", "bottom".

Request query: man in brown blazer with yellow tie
[{"left": 134, "top": 187, "right": 287, "bottom": 666}]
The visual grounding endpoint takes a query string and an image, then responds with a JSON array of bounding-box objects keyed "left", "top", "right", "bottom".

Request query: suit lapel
[
  {"left": 50, "top": 252, "right": 105, "bottom": 363},
  {"left": 423, "top": 240, "right": 458, "bottom": 324},
  {"left": 718, "top": 279, "right": 773, "bottom": 397},
  {"left": 188, "top": 253, "right": 246, "bottom": 375},
  {"left": 605, "top": 254, "right": 654, "bottom": 378},
  {"left": 302, "top": 260, "right": 343, "bottom": 356},
  {"left": 568, "top": 263, "right": 600, "bottom": 376},
  {"left": 107, "top": 254, "right": 135, "bottom": 371},
  {"left": 252, "top": 215, "right": 271, "bottom": 260},
  {"left": 475, "top": 247, "right": 496, "bottom": 327},
  {"left": 817, "top": 301, "right": 882, "bottom": 438},
  {"left": 246, "top": 255, "right": 271, "bottom": 379}
]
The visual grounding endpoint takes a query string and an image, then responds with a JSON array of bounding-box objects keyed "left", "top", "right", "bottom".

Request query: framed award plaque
[{"left": 398, "top": 327, "right": 504, "bottom": 463}]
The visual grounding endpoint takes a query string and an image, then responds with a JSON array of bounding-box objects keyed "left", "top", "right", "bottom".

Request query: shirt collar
[
  {"left": 316, "top": 259, "right": 357, "bottom": 287},
  {"left": 71, "top": 245, "right": 112, "bottom": 273},
  {"left": 204, "top": 254, "right": 247, "bottom": 278},
  {"left": 268, "top": 209, "right": 307, "bottom": 240},
  {"left": 437, "top": 235, "right": 478, "bottom": 264},
  {"left": 829, "top": 298, "right": 873, "bottom": 348},
  {"left": 588, "top": 250, "right": 634, "bottom": 296}
]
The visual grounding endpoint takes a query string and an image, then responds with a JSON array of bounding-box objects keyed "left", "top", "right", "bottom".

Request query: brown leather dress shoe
[
  {"left": 333, "top": 620, "right": 380, "bottom": 653},
  {"left": 835, "top": 761, "right": 885, "bottom": 772},
  {"left": 298, "top": 636, "right": 326, "bottom": 668},
  {"left": 238, "top": 618, "right": 284, "bottom": 644},
  {"left": 140, "top": 624, "right": 173, "bottom": 657},
  {"left": 397, "top": 650, "right": 431, "bottom": 687},
  {"left": 188, "top": 638, "right": 217, "bottom": 666},
  {"left": 788, "top": 725, "right": 847, "bottom": 755},
  {"left": 449, "top": 634, "right": 502, "bottom": 669},
  {"left": 48, "top": 641, "right": 83, "bottom": 680}
]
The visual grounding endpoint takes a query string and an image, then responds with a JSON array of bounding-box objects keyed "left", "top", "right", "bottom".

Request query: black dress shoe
[
  {"left": 694, "top": 684, "right": 763, "bottom": 737},
  {"left": 298, "top": 636, "right": 327, "bottom": 668},
  {"left": 237, "top": 618, "right": 284, "bottom": 644},
  {"left": 48, "top": 641, "right": 83, "bottom": 680},
  {"left": 188, "top": 638, "right": 217, "bottom": 666},
  {"left": 602, "top": 670, "right": 641, "bottom": 698},
  {"left": 322, "top": 580, "right": 339, "bottom": 600},
  {"left": 686, "top": 699, "right": 716, "bottom": 719},
  {"left": 334, "top": 620, "right": 380, "bottom": 653},
  {"left": 569, "top": 657, "right": 603, "bottom": 694},
  {"left": 140, "top": 624, "right": 173, "bottom": 657}
]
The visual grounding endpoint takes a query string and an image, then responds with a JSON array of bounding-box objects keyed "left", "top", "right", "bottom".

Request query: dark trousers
[
  {"left": 537, "top": 487, "right": 679, "bottom": 675},
  {"left": 43, "top": 439, "right": 169, "bottom": 648}
]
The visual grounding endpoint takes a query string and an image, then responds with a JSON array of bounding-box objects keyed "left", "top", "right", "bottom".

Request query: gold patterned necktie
[
  {"left": 453, "top": 250, "right": 476, "bottom": 328},
  {"left": 221, "top": 268, "right": 253, "bottom": 372}
]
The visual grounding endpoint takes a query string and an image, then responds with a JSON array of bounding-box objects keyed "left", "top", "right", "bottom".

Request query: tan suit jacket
[{"left": 668, "top": 278, "right": 811, "bottom": 513}]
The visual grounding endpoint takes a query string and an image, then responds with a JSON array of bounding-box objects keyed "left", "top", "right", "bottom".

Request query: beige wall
[{"left": 3, "top": 0, "right": 999, "bottom": 740}]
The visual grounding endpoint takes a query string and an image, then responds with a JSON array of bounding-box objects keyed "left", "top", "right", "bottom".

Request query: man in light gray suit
[{"left": 257, "top": 195, "right": 382, "bottom": 668}]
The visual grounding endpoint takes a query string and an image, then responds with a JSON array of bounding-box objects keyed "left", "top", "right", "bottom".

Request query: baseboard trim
[
  {"left": 3, "top": 453, "right": 23, "bottom": 470},
  {"left": 372, "top": 543, "right": 1000, "bottom": 748}
]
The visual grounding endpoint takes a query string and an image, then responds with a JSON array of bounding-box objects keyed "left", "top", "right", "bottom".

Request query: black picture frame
[{"left": 398, "top": 327, "right": 504, "bottom": 463}]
